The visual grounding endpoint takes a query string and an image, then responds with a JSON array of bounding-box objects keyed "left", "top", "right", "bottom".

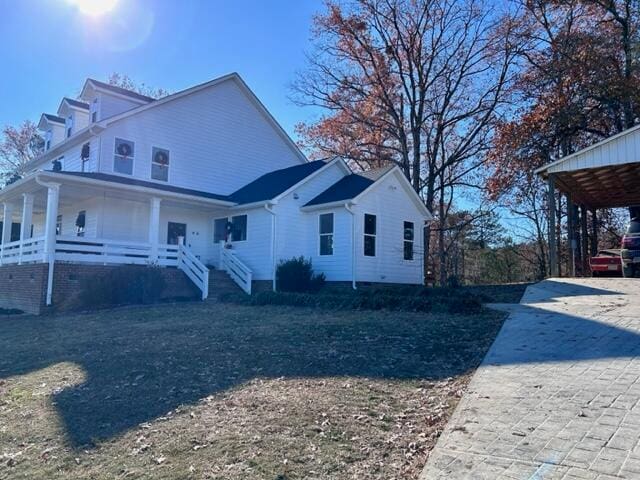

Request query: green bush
[
  {"left": 276, "top": 256, "right": 326, "bottom": 293},
  {"left": 78, "top": 267, "right": 166, "bottom": 308}
]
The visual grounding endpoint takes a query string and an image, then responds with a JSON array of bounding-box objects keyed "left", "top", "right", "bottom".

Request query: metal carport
[{"left": 536, "top": 125, "right": 640, "bottom": 276}]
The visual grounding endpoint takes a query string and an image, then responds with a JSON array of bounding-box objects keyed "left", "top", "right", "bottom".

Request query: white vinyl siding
[
  {"left": 97, "top": 79, "right": 303, "bottom": 193},
  {"left": 353, "top": 172, "right": 424, "bottom": 284}
]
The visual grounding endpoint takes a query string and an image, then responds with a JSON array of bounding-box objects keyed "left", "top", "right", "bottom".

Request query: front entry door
[{"left": 167, "top": 222, "right": 187, "bottom": 245}]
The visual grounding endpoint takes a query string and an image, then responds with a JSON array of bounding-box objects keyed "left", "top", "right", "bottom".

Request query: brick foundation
[
  {"left": 0, "top": 263, "right": 200, "bottom": 315},
  {"left": 0, "top": 263, "right": 48, "bottom": 314}
]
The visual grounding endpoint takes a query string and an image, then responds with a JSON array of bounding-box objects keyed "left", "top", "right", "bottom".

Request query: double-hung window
[
  {"left": 81, "top": 143, "right": 90, "bottom": 172},
  {"left": 66, "top": 115, "right": 73, "bottom": 138},
  {"left": 114, "top": 138, "right": 134, "bottom": 175},
  {"left": 364, "top": 214, "right": 376, "bottom": 256},
  {"left": 56, "top": 215, "right": 62, "bottom": 236},
  {"left": 230, "top": 215, "right": 247, "bottom": 242},
  {"left": 45, "top": 130, "right": 52, "bottom": 151},
  {"left": 151, "top": 147, "right": 170, "bottom": 182},
  {"left": 404, "top": 221, "right": 414, "bottom": 260},
  {"left": 214, "top": 218, "right": 228, "bottom": 243},
  {"left": 319, "top": 213, "right": 334, "bottom": 255},
  {"left": 90, "top": 98, "right": 98, "bottom": 123}
]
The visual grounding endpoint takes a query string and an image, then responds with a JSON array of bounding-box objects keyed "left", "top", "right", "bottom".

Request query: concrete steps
[{"left": 208, "top": 268, "right": 243, "bottom": 298}]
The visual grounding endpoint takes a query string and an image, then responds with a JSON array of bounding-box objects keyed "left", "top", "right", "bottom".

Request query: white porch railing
[
  {"left": 0, "top": 236, "right": 210, "bottom": 300},
  {"left": 221, "top": 248, "right": 252, "bottom": 294},
  {"left": 177, "top": 244, "right": 209, "bottom": 300},
  {"left": 0, "top": 236, "right": 46, "bottom": 265}
]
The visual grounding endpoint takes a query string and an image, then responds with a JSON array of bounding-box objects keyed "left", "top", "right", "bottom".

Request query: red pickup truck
[{"left": 590, "top": 249, "right": 622, "bottom": 277}]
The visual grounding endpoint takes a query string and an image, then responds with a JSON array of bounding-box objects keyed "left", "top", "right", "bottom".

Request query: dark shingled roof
[
  {"left": 63, "top": 97, "right": 89, "bottom": 110},
  {"left": 228, "top": 160, "right": 327, "bottom": 204},
  {"left": 42, "top": 113, "right": 65, "bottom": 124},
  {"left": 88, "top": 78, "right": 156, "bottom": 103},
  {"left": 49, "top": 171, "right": 231, "bottom": 202},
  {"left": 305, "top": 174, "right": 375, "bottom": 207}
]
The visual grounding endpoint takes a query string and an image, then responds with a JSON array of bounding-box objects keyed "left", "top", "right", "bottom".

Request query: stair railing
[
  {"left": 177, "top": 242, "right": 209, "bottom": 300},
  {"left": 221, "top": 247, "right": 252, "bottom": 294}
]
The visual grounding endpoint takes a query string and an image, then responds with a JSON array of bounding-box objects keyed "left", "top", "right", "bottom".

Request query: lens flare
[{"left": 67, "top": 0, "right": 119, "bottom": 17}]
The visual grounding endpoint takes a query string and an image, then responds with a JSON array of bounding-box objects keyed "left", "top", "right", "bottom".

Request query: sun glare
[{"left": 68, "top": 0, "right": 119, "bottom": 17}]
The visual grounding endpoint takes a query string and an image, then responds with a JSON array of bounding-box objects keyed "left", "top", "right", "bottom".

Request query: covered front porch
[{"left": 0, "top": 171, "right": 253, "bottom": 304}]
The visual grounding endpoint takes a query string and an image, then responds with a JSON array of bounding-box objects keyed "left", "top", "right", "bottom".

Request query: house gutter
[
  {"left": 264, "top": 202, "right": 277, "bottom": 292},
  {"left": 345, "top": 202, "right": 357, "bottom": 290}
]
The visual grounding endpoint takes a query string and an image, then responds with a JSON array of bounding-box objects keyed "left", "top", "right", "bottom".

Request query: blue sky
[{"left": 0, "top": 0, "right": 324, "bottom": 136}]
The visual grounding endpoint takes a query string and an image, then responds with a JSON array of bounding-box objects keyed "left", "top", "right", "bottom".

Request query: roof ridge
[{"left": 87, "top": 78, "right": 157, "bottom": 102}]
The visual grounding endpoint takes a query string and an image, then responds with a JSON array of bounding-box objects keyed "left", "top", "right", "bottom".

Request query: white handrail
[
  {"left": 177, "top": 244, "right": 209, "bottom": 300},
  {"left": 221, "top": 248, "right": 252, "bottom": 294}
]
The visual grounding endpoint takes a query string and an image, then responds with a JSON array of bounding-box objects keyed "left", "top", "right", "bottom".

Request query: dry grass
[{"left": 0, "top": 302, "right": 505, "bottom": 479}]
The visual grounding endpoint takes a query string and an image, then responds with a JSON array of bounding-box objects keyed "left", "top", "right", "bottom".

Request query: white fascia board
[
  {"left": 273, "top": 157, "right": 350, "bottom": 202},
  {"left": 99, "top": 73, "right": 308, "bottom": 164},
  {"left": 535, "top": 123, "right": 640, "bottom": 175},
  {"left": 353, "top": 167, "right": 432, "bottom": 219},
  {"left": 81, "top": 80, "right": 151, "bottom": 105}
]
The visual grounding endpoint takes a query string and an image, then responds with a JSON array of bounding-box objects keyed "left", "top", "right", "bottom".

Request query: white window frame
[
  {"left": 151, "top": 146, "right": 170, "bottom": 182},
  {"left": 76, "top": 210, "right": 86, "bottom": 237},
  {"left": 66, "top": 115, "right": 73, "bottom": 138},
  {"left": 90, "top": 98, "right": 99, "bottom": 123},
  {"left": 319, "top": 212, "right": 334, "bottom": 256},
  {"left": 113, "top": 137, "right": 135, "bottom": 176},
  {"left": 364, "top": 213, "right": 376, "bottom": 257},
  {"left": 230, "top": 215, "right": 248, "bottom": 242},
  {"left": 213, "top": 217, "right": 228, "bottom": 244},
  {"left": 403, "top": 221, "right": 414, "bottom": 261},
  {"left": 56, "top": 215, "right": 62, "bottom": 236},
  {"left": 45, "top": 130, "right": 52, "bottom": 151}
]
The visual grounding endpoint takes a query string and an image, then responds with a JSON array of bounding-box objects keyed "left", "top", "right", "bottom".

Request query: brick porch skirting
[{"left": 0, "top": 263, "right": 199, "bottom": 315}]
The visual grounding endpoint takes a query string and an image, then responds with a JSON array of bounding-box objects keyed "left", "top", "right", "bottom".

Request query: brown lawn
[{"left": 0, "top": 302, "right": 505, "bottom": 479}]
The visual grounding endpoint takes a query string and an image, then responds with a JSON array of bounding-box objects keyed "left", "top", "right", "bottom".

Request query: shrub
[
  {"left": 78, "top": 266, "right": 166, "bottom": 308},
  {"left": 276, "top": 256, "right": 326, "bottom": 293}
]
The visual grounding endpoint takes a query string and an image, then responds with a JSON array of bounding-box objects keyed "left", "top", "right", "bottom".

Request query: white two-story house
[{"left": 0, "top": 73, "right": 431, "bottom": 311}]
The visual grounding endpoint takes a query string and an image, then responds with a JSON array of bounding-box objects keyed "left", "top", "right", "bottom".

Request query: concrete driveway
[{"left": 421, "top": 278, "right": 640, "bottom": 479}]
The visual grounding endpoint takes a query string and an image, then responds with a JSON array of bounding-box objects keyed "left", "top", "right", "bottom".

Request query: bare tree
[
  {"left": 0, "top": 121, "right": 43, "bottom": 185},
  {"left": 293, "top": 0, "right": 520, "bottom": 282}
]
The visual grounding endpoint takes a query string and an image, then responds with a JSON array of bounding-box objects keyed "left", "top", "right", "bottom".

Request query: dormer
[
  {"left": 79, "top": 78, "right": 154, "bottom": 122},
  {"left": 38, "top": 114, "right": 66, "bottom": 151},
  {"left": 57, "top": 98, "right": 90, "bottom": 139}
]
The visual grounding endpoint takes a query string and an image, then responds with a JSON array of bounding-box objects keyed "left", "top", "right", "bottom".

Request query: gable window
[
  {"left": 151, "top": 147, "right": 170, "bottom": 182},
  {"left": 75, "top": 211, "right": 86, "bottom": 237},
  {"left": 403, "top": 221, "right": 414, "bottom": 260},
  {"left": 66, "top": 115, "right": 73, "bottom": 138},
  {"left": 214, "top": 217, "right": 228, "bottom": 243},
  {"left": 81, "top": 142, "right": 90, "bottom": 172},
  {"left": 230, "top": 215, "right": 247, "bottom": 242},
  {"left": 45, "top": 130, "right": 52, "bottom": 151},
  {"left": 56, "top": 215, "right": 62, "bottom": 236},
  {"left": 364, "top": 213, "right": 376, "bottom": 257},
  {"left": 114, "top": 138, "right": 134, "bottom": 175},
  {"left": 90, "top": 98, "right": 98, "bottom": 123},
  {"left": 319, "top": 213, "right": 334, "bottom": 255}
]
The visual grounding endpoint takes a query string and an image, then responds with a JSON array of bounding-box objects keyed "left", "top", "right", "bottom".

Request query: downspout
[
  {"left": 264, "top": 202, "right": 277, "bottom": 292},
  {"left": 35, "top": 175, "right": 57, "bottom": 306},
  {"left": 345, "top": 202, "right": 357, "bottom": 290}
]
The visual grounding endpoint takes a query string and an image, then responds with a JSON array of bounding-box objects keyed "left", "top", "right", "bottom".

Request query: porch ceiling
[{"left": 553, "top": 162, "right": 640, "bottom": 209}]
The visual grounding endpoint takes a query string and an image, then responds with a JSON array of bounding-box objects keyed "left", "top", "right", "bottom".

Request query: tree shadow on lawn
[
  {"left": 1, "top": 288, "right": 638, "bottom": 450},
  {"left": 0, "top": 304, "right": 503, "bottom": 448}
]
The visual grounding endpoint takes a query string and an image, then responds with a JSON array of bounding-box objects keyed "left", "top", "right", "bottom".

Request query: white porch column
[
  {"left": 43, "top": 184, "right": 60, "bottom": 261},
  {"left": 148, "top": 197, "right": 161, "bottom": 263},
  {"left": 18, "top": 194, "right": 34, "bottom": 264},
  {"left": 2, "top": 202, "right": 15, "bottom": 245},
  {"left": 20, "top": 194, "right": 34, "bottom": 241}
]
